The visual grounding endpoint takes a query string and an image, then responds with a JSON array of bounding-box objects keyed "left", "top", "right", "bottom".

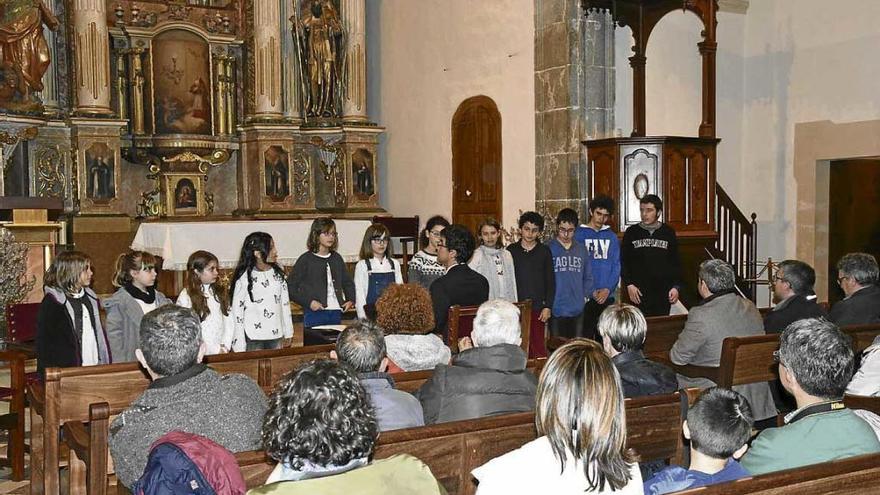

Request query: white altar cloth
[{"left": 131, "top": 219, "right": 372, "bottom": 270}]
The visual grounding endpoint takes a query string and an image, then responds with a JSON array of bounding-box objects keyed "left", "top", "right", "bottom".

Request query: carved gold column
[
  {"left": 115, "top": 50, "right": 127, "bottom": 120},
  {"left": 252, "top": 0, "right": 283, "bottom": 119},
  {"left": 224, "top": 56, "right": 236, "bottom": 131},
  {"left": 213, "top": 55, "right": 227, "bottom": 135},
  {"left": 72, "top": 0, "right": 112, "bottom": 114},
  {"left": 341, "top": 0, "right": 367, "bottom": 123},
  {"left": 128, "top": 48, "right": 146, "bottom": 135}
]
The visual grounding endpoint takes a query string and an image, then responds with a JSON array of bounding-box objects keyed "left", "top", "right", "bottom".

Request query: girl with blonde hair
[
  {"left": 37, "top": 251, "right": 111, "bottom": 375},
  {"left": 472, "top": 339, "right": 642, "bottom": 494}
]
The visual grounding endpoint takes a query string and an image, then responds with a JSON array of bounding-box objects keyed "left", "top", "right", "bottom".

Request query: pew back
[
  {"left": 672, "top": 453, "right": 880, "bottom": 494},
  {"left": 842, "top": 323, "right": 880, "bottom": 353},
  {"left": 718, "top": 334, "right": 780, "bottom": 388},
  {"left": 643, "top": 315, "right": 689, "bottom": 360}
]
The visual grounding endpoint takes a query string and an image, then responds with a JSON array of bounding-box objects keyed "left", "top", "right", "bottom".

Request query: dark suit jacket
[
  {"left": 829, "top": 284, "right": 880, "bottom": 327},
  {"left": 763, "top": 295, "right": 828, "bottom": 334},
  {"left": 430, "top": 263, "right": 489, "bottom": 339}
]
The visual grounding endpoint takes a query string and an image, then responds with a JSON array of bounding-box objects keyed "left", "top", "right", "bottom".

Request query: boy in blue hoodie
[
  {"left": 548, "top": 208, "right": 593, "bottom": 339},
  {"left": 643, "top": 387, "right": 753, "bottom": 494},
  {"left": 575, "top": 195, "right": 620, "bottom": 340}
]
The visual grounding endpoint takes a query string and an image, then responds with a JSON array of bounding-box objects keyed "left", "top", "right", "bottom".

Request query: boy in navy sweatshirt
[
  {"left": 548, "top": 208, "right": 593, "bottom": 338},
  {"left": 621, "top": 194, "right": 682, "bottom": 316},
  {"left": 575, "top": 195, "right": 620, "bottom": 340}
]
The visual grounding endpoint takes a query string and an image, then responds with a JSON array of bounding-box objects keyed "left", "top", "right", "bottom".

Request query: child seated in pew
[{"left": 642, "top": 387, "right": 753, "bottom": 494}]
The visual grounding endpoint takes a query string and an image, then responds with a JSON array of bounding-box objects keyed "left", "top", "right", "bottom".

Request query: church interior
[{"left": 0, "top": 0, "right": 879, "bottom": 492}]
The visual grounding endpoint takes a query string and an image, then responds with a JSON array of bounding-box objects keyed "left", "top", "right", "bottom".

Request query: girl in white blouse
[
  {"left": 176, "top": 250, "right": 233, "bottom": 355},
  {"left": 230, "top": 232, "right": 294, "bottom": 351}
]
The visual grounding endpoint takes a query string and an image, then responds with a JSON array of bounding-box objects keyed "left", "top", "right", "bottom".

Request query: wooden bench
[
  {"left": 672, "top": 452, "right": 880, "bottom": 494},
  {"left": 447, "top": 300, "right": 532, "bottom": 354},
  {"left": 30, "top": 344, "right": 334, "bottom": 495},
  {"left": 841, "top": 322, "right": 880, "bottom": 353},
  {"left": 50, "top": 355, "right": 546, "bottom": 495},
  {"left": 234, "top": 389, "right": 697, "bottom": 494}
]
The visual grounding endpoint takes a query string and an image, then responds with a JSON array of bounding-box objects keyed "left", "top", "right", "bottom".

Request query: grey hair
[
  {"left": 139, "top": 305, "right": 202, "bottom": 377},
  {"left": 837, "top": 252, "right": 879, "bottom": 286},
  {"left": 335, "top": 321, "right": 386, "bottom": 373},
  {"left": 777, "top": 260, "right": 816, "bottom": 296},
  {"left": 779, "top": 318, "right": 854, "bottom": 399},
  {"left": 699, "top": 259, "right": 736, "bottom": 293},
  {"left": 597, "top": 304, "right": 647, "bottom": 353},
  {"left": 472, "top": 299, "right": 521, "bottom": 347}
]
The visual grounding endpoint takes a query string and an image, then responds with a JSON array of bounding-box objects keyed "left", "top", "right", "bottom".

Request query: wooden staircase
[{"left": 712, "top": 184, "right": 758, "bottom": 301}]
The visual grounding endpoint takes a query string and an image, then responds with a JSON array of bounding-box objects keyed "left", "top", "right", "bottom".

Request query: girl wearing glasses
[
  {"left": 288, "top": 217, "right": 356, "bottom": 328},
  {"left": 409, "top": 215, "right": 451, "bottom": 289},
  {"left": 354, "top": 223, "right": 403, "bottom": 320}
]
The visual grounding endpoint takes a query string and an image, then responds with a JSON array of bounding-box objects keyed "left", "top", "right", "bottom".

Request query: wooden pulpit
[{"left": 0, "top": 197, "right": 64, "bottom": 303}]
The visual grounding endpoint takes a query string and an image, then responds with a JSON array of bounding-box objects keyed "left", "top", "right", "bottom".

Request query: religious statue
[
  {"left": 293, "top": 0, "right": 345, "bottom": 119},
  {"left": 0, "top": 0, "right": 59, "bottom": 112}
]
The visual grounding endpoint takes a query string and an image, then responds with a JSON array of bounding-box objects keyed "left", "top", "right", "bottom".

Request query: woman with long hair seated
[{"left": 472, "top": 339, "right": 642, "bottom": 494}]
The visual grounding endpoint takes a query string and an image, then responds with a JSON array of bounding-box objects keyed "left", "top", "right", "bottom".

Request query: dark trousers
[
  {"left": 582, "top": 298, "right": 614, "bottom": 341},
  {"left": 636, "top": 291, "right": 671, "bottom": 317},
  {"left": 548, "top": 312, "right": 585, "bottom": 339}
]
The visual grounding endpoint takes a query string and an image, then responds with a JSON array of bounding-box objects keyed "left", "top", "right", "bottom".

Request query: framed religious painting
[{"left": 161, "top": 172, "right": 207, "bottom": 216}]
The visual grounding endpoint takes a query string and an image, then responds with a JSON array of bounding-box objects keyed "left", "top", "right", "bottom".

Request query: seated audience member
[
  {"left": 255, "top": 360, "right": 443, "bottom": 494},
  {"left": 741, "top": 318, "right": 880, "bottom": 475},
  {"left": 763, "top": 259, "right": 827, "bottom": 333},
  {"left": 829, "top": 252, "right": 880, "bottom": 326},
  {"left": 109, "top": 305, "right": 267, "bottom": 488},
  {"left": 331, "top": 321, "right": 424, "bottom": 431},
  {"left": 643, "top": 388, "right": 753, "bottom": 494},
  {"left": 472, "top": 339, "right": 642, "bottom": 494},
  {"left": 376, "top": 283, "right": 451, "bottom": 372},
  {"left": 598, "top": 303, "right": 677, "bottom": 397},
  {"left": 848, "top": 334, "right": 880, "bottom": 396},
  {"left": 670, "top": 259, "right": 777, "bottom": 422},
  {"left": 417, "top": 300, "right": 537, "bottom": 424},
  {"left": 430, "top": 224, "right": 490, "bottom": 340}
]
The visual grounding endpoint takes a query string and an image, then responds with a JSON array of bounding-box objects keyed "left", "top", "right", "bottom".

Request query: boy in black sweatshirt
[
  {"left": 507, "top": 211, "right": 555, "bottom": 357},
  {"left": 621, "top": 194, "right": 682, "bottom": 316}
]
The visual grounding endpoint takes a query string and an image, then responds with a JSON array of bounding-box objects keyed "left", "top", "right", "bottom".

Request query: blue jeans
[{"left": 246, "top": 338, "right": 282, "bottom": 351}]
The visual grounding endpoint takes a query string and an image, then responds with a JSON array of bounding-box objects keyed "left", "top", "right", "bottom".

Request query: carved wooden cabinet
[{"left": 583, "top": 136, "right": 718, "bottom": 236}]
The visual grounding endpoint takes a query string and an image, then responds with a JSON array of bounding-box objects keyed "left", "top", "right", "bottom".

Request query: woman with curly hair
[
  {"left": 472, "top": 339, "right": 642, "bottom": 494},
  {"left": 254, "top": 359, "right": 443, "bottom": 494},
  {"left": 375, "top": 283, "right": 451, "bottom": 372}
]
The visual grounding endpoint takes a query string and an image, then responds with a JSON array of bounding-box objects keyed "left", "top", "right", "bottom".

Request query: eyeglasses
[
  {"left": 437, "top": 243, "right": 448, "bottom": 250},
  {"left": 558, "top": 227, "right": 575, "bottom": 234},
  {"left": 773, "top": 350, "right": 785, "bottom": 366},
  {"left": 428, "top": 230, "right": 444, "bottom": 238},
  {"left": 371, "top": 237, "right": 388, "bottom": 244},
  {"left": 772, "top": 273, "right": 786, "bottom": 283},
  {"left": 837, "top": 275, "right": 849, "bottom": 285}
]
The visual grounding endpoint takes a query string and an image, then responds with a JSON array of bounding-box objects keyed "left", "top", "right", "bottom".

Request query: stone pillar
[
  {"left": 341, "top": 0, "right": 367, "bottom": 123},
  {"left": 583, "top": 9, "right": 615, "bottom": 139},
  {"left": 251, "top": 0, "right": 283, "bottom": 119},
  {"left": 72, "top": 0, "right": 112, "bottom": 115}
]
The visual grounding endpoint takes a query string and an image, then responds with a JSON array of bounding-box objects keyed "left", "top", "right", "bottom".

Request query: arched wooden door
[{"left": 452, "top": 96, "right": 502, "bottom": 235}]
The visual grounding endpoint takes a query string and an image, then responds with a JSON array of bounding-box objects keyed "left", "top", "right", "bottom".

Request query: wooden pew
[
  {"left": 236, "top": 390, "right": 697, "bottom": 495},
  {"left": 643, "top": 314, "right": 689, "bottom": 360},
  {"left": 844, "top": 394, "right": 880, "bottom": 416},
  {"left": 55, "top": 356, "right": 546, "bottom": 495},
  {"left": 672, "top": 452, "right": 880, "bottom": 494},
  {"left": 841, "top": 323, "right": 880, "bottom": 353},
  {"left": 447, "top": 300, "right": 532, "bottom": 354},
  {"left": 29, "top": 345, "right": 334, "bottom": 495}
]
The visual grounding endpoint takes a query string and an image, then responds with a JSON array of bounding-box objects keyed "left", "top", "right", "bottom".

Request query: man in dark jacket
[
  {"left": 829, "top": 252, "right": 880, "bottom": 326},
  {"left": 764, "top": 259, "right": 827, "bottom": 333},
  {"left": 597, "top": 303, "right": 677, "bottom": 397},
  {"left": 621, "top": 194, "right": 682, "bottom": 317},
  {"left": 417, "top": 300, "right": 536, "bottom": 424},
  {"left": 430, "top": 224, "right": 489, "bottom": 340},
  {"left": 332, "top": 321, "right": 424, "bottom": 431}
]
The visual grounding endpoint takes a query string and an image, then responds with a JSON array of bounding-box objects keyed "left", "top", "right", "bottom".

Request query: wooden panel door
[
  {"left": 828, "top": 159, "right": 880, "bottom": 303},
  {"left": 452, "top": 96, "right": 502, "bottom": 235}
]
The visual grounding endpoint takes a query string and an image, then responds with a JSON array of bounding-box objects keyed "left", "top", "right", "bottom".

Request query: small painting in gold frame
[{"left": 162, "top": 173, "right": 206, "bottom": 216}]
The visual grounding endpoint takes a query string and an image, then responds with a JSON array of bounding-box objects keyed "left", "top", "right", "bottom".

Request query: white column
[
  {"left": 72, "top": 0, "right": 111, "bottom": 114},
  {"left": 252, "top": 0, "right": 283, "bottom": 118},
  {"left": 341, "top": 0, "right": 367, "bottom": 122}
]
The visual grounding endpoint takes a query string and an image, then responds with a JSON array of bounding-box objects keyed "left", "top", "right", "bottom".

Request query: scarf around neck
[{"left": 124, "top": 282, "right": 156, "bottom": 304}]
